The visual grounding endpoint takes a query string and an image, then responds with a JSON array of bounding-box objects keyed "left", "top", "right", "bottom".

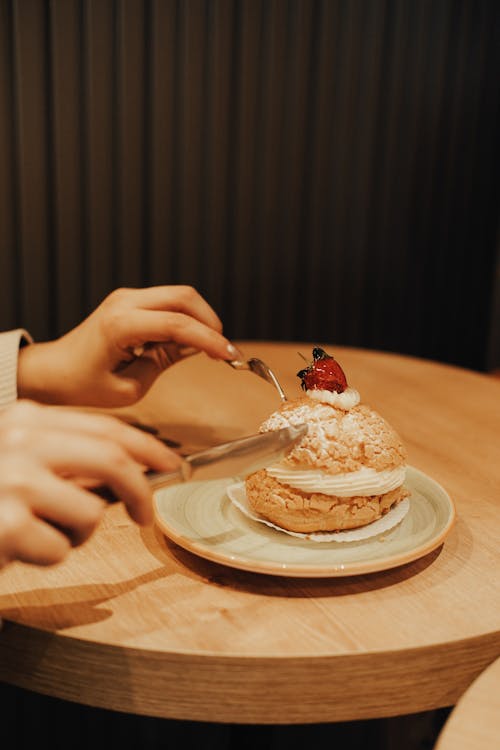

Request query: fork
[{"left": 227, "top": 358, "right": 287, "bottom": 402}]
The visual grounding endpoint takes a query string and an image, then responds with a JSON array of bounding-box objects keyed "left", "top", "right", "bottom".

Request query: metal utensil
[
  {"left": 95, "top": 423, "right": 307, "bottom": 502},
  {"left": 227, "top": 358, "right": 287, "bottom": 402}
]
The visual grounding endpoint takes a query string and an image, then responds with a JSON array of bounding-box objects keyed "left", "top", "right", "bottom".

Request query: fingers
[
  {"left": 109, "top": 285, "right": 223, "bottom": 330},
  {"left": 99, "top": 286, "right": 241, "bottom": 362},
  {"left": 28, "top": 474, "right": 106, "bottom": 546},
  {"left": 140, "top": 286, "right": 223, "bottom": 331},
  {"left": 28, "top": 431, "right": 157, "bottom": 525},
  {"left": 17, "top": 285, "right": 242, "bottom": 411},
  {"left": 107, "top": 356, "right": 169, "bottom": 402},
  {"left": 0, "top": 496, "right": 71, "bottom": 566},
  {"left": 0, "top": 426, "right": 153, "bottom": 568},
  {"left": 0, "top": 402, "right": 180, "bottom": 564},
  {"left": 16, "top": 285, "right": 243, "bottom": 410},
  {"left": 0, "top": 465, "right": 105, "bottom": 548},
  {"left": 109, "top": 309, "right": 236, "bottom": 361},
  {"left": 1, "top": 400, "right": 180, "bottom": 474}
]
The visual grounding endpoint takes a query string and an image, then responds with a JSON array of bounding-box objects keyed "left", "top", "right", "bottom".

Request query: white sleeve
[{"left": 0, "top": 328, "right": 34, "bottom": 409}]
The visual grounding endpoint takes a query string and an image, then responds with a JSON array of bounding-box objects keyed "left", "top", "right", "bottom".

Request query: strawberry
[{"left": 297, "top": 347, "right": 348, "bottom": 393}]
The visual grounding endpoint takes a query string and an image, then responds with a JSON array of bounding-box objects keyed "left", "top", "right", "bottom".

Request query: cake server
[{"left": 95, "top": 423, "right": 307, "bottom": 503}]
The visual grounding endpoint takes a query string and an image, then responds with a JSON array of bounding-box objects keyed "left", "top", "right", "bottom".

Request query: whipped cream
[
  {"left": 306, "top": 386, "right": 360, "bottom": 410},
  {"left": 265, "top": 463, "right": 406, "bottom": 497}
]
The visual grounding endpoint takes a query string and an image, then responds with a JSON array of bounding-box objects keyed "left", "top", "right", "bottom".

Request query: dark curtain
[{"left": 0, "top": 0, "right": 499, "bottom": 371}]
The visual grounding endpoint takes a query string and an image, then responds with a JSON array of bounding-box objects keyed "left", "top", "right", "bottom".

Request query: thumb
[{"left": 110, "top": 356, "right": 163, "bottom": 400}]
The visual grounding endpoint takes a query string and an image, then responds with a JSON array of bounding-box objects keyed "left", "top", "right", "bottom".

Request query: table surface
[
  {"left": 435, "top": 656, "right": 500, "bottom": 750},
  {"left": 0, "top": 342, "right": 499, "bottom": 724}
]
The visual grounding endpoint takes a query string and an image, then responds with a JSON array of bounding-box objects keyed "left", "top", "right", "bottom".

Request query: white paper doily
[{"left": 226, "top": 482, "right": 410, "bottom": 543}]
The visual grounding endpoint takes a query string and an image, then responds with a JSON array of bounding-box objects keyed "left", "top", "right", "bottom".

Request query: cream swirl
[
  {"left": 306, "top": 386, "right": 360, "bottom": 410},
  {"left": 265, "top": 463, "right": 406, "bottom": 497}
]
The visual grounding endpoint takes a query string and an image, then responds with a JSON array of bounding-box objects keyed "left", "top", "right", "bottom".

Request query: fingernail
[{"left": 226, "top": 343, "right": 243, "bottom": 360}]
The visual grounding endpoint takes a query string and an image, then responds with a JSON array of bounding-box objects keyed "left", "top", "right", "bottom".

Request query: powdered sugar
[{"left": 260, "top": 397, "right": 407, "bottom": 474}]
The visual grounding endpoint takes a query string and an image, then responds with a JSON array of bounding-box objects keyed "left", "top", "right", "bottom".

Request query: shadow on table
[
  {"left": 0, "top": 568, "right": 169, "bottom": 630},
  {"left": 0, "top": 682, "right": 452, "bottom": 750}
]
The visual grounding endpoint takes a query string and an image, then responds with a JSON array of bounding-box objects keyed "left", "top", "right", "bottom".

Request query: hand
[
  {"left": 0, "top": 400, "right": 181, "bottom": 568},
  {"left": 17, "top": 285, "right": 241, "bottom": 407}
]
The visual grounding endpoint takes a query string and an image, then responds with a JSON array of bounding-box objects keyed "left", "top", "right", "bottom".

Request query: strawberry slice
[{"left": 297, "top": 347, "right": 348, "bottom": 393}]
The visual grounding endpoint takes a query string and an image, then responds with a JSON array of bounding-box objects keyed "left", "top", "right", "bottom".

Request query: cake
[{"left": 244, "top": 347, "right": 410, "bottom": 533}]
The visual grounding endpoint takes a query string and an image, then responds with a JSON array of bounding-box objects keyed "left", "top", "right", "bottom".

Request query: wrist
[{"left": 17, "top": 341, "right": 69, "bottom": 404}]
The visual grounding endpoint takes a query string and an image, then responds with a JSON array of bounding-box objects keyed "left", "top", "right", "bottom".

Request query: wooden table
[
  {"left": 434, "top": 656, "right": 500, "bottom": 750},
  {"left": 0, "top": 342, "right": 499, "bottom": 724}
]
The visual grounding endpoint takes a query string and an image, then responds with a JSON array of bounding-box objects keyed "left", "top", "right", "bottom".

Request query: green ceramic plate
[{"left": 153, "top": 466, "right": 455, "bottom": 577}]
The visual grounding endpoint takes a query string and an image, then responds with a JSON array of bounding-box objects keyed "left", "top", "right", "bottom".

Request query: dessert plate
[{"left": 153, "top": 466, "right": 455, "bottom": 577}]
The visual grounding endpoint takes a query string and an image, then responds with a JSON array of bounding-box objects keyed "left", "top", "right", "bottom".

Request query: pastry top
[
  {"left": 244, "top": 348, "right": 409, "bottom": 532},
  {"left": 260, "top": 396, "right": 407, "bottom": 475}
]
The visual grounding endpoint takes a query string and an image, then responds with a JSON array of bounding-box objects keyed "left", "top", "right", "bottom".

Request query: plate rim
[{"left": 153, "top": 465, "right": 456, "bottom": 578}]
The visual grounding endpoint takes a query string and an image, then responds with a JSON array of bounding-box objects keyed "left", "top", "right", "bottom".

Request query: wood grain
[
  {"left": 0, "top": 342, "right": 499, "bottom": 723},
  {"left": 434, "top": 657, "right": 500, "bottom": 750}
]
